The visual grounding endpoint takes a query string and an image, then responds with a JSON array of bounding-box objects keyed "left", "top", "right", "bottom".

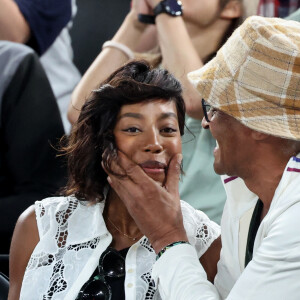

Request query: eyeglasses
[
  {"left": 76, "top": 247, "right": 125, "bottom": 300},
  {"left": 202, "top": 99, "right": 217, "bottom": 123}
]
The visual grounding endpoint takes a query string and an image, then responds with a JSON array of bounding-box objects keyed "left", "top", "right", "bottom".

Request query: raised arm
[
  {"left": 0, "top": 0, "right": 30, "bottom": 43},
  {"left": 0, "top": 0, "right": 72, "bottom": 55},
  {"left": 8, "top": 206, "right": 39, "bottom": 300},
  {"left": 68, "top": 1, "right": 154, "bottom": 124},
  {"left": 147, "top": 0, "right": 205, "bottom": 119}
]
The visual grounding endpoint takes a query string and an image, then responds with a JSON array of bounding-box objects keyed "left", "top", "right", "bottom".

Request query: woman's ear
[{"left": 220, "top": 0, "right": 243, "bottom": 20}]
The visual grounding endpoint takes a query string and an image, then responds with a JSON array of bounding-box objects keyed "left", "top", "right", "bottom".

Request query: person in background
[
  {"left": 105, "top": 16, "right": 300, "bottom": 299},
  {"left": 0, "top": 0, "right": 81, "bottom": 133},
  {"left": 0, "top": 41, "right": 66, "bottom": 273},
  {"left": 8, "top": 61, "right": 220, "bottom": 300},
  {"left": 69, "top": 0, "right": 244, "bottom": 224},
  {"left": 258, "top": 0, "right": 300, "bottom": 18}
]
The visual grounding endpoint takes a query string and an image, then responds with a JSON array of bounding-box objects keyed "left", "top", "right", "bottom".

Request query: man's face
[
  {"left": 113, "top": 100, "right": 182, "bottom": 185},
  {"left": 201, "top": 104, "right": 253, "bottom": 176}
]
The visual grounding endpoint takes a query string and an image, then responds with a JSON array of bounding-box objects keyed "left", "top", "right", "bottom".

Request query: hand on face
[{"left": 103, "top": 151, "right": 188, "bottom": 253}]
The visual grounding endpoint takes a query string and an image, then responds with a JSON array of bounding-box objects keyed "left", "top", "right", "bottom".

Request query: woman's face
[
  {"left": 182, "top": 0, "right": 222, "bottom": 26},
  {"left": 113, "top": 100, "right": 182, "bottom": 185}
]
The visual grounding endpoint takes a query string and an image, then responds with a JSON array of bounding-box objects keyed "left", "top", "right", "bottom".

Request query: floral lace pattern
[
  {"left": 21, "top": 197, "right": 103, "bottom": 300},
  {"left": 20, "top": 197, "right": 220, "bottom": 300}
]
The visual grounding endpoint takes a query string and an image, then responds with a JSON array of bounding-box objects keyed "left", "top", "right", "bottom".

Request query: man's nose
[
  {"left": 142, "top": 130, "right": 163, "bottom": 153},
  {"left": 202, "top": 116, "right": 210, "bottom": 129}
]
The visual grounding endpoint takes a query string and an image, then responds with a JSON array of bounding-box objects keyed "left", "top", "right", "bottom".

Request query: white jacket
[
  {"left": 20, "top": 197, "right": 220, "bottom": 299},
  {"left": 152, "top": 154, "right": 300, "bottom": 299}
]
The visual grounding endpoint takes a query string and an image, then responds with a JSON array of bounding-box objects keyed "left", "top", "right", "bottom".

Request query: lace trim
[
  {"left": 22, "top": 198, "right": 219, "bottom": 300},
  {"left": 25, "top": 199, "right": 102, "bottom": 299}
]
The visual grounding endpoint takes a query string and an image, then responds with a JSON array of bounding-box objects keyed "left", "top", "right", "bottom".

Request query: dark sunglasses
[{"left": 76, "top": 247, "right": 125, "bottom": 300}]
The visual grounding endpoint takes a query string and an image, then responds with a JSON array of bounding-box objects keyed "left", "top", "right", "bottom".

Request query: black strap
[
  {"left": 245, "top": 199, "right": 263, "bottom": 267},
  {"left": 138, "top": 14, "right": 155, "bottom": 24}
]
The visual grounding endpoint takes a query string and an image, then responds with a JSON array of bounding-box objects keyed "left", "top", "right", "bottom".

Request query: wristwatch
[
  {"left": 138, "top": 0, "right": 183, "bottom": 24},
  {"left": 153, "top": 0, "right": 183, "bottom": 18}
]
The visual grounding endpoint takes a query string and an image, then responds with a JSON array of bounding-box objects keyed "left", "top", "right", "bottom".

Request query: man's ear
[
  {"left": 220, "top": 0, "right": 243, "bottom": 20},
  {"left": 251, "top": 130, "right": 269, "bottom": 141}
]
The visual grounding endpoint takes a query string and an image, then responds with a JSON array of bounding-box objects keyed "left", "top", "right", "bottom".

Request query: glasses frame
[
  {"left": 76, "top": 247, "right": 126, "bottom": 300},
  {"left": 202, "top": 99, "right": 212, "bottom": 123}
]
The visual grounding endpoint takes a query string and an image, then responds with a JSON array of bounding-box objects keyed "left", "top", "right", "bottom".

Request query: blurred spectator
[
  {"left": 0, "top": 41, "right": 66, "bottom": 260},
  {"left": 0, "top": 0, "right": 81, "bottom": 133},
  {"left": 243, "top": 0, "right": 260, "bottom": 18},
  {"left": 258, "top": 0, "right": 300, "bottom": 18}
]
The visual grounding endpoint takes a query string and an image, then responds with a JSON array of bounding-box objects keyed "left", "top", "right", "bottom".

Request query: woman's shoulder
[
  {"left": 34, "top": 195, "right": 101, "bottom": 215},
  {"left": 180, "top": 200, "right": 220, "bottom": 229},
  {"left": 180, "top": 200, "right": 221, "bottom": 256},
  {"left": 35, "top": 195, "right": 78, "bottom": 207},
  {"left": 180, "top": 200, "right": 213, "bottom": 222},
  {"left": 9, "top": 205, "right": 40, "bottom": 299},
  {"left": 34, "top": 196, "right": 105, "bottom": 240}
]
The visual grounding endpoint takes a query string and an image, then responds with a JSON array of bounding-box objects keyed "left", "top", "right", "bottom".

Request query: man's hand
[{"left": 104, "top": 151, "right": 188, "bottom": 253}]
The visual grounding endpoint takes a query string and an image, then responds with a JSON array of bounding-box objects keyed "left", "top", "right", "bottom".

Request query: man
[
  {"left": 106, "top": 16, "right": 300, "bottom": 299},
  {"left": 0, "top": 41, "right": 66, "bottom": 272}
]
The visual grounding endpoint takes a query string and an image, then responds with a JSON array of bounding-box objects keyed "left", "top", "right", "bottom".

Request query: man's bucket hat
[{"left": 188, "top": 16, "right": 300, "bottom": 140}]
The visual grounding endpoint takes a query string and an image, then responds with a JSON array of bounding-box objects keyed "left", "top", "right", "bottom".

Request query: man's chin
[{"left": 213, "top": 163, "right": 226, "bottom": 175}]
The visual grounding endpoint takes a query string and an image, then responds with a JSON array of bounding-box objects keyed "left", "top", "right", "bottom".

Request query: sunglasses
[{"left": 76, "top": 247, "right": 125, "bottom": 300}]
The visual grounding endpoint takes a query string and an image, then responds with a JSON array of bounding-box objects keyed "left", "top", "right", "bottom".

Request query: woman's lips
[{"left": 139, "top": 161, "right": 167, "bottom": 174}]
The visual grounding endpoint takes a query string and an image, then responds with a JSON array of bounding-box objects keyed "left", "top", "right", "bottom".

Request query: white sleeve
[
  {"left": 152, "top": 244, "right": 221, "bottom": 300},
  {"left": 152, "top": 202, "right": 300, "bottom": 300}
]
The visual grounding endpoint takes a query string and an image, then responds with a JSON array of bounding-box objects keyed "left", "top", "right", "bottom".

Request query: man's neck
[{"left": 242, "top": 155, "right": 291, "bottom": 219}]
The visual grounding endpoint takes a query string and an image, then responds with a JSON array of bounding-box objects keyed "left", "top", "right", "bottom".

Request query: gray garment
[
  {"left": 0, "top": 41, "right": 33, "bottom": 125},
  {"left": 40, "top": 0, "right": 81, "bottom": 133}
]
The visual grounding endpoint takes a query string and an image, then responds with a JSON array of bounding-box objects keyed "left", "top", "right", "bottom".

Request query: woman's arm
[
  {"left": 0, "top": 0, "right": 30, "bottom": 43},
  {"left": 143, "top": 0, "right": 204, "bottom": 119},
  {"left": 68, "top": 2, "right": 153, "bottom": 124},
  {"left": 8, "top": 205, "right": 39, "bottom": 300},
  {"left": 200, "top": 236, "right": 221, "bottom": 283}
]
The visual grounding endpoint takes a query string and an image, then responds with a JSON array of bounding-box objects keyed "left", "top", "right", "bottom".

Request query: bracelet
[
  {"left": 102, "top": 41, "right": 134, "bottom": 60},
  {"left": 156, "top": 241, "right": 190, "bottom": 260}
]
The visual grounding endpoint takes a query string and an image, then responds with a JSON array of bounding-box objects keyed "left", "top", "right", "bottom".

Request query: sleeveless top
[{"left": 20, "top": 196, "right": 220, "bottom": 300}]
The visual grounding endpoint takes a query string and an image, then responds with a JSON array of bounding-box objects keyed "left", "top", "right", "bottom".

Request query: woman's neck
[{"left": 104, "top": 189, "right": 143, "bottom": 250}]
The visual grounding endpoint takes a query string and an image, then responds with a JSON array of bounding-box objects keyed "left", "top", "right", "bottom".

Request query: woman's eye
[
  {"left": 161, "top": 127, "right": 177, "bottom": 134},
  {"left": 123, "top": 127, "right": 141, "bottom": 133}
]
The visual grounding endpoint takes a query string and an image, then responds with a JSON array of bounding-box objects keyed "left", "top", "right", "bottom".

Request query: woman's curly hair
[{"left": 62, "top": 60, "right": 185, "bottom": 203}]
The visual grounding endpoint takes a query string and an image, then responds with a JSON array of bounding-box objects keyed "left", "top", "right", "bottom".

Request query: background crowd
[{"left": 1, "top": 0, "right": 300, "bottom": 299}]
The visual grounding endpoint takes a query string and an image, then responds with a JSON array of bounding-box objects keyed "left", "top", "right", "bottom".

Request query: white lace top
[{"left": 20, "top": 196, "right": 220, "bottom": 300}]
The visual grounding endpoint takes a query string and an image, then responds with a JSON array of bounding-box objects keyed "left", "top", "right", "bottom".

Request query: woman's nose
[{"left": 143, "top": 131, "right": 163, "bottom": 153}]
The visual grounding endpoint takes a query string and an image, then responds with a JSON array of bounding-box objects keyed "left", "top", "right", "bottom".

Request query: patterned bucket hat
[{"left": 188, "top": 16, "right": 300, "bottom": 140}]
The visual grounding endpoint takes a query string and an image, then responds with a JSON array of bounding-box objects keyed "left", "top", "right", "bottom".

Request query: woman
[
  {"left": 68, "top": 0, "right": 244, "bottom": 225},
  {"left": 9, "top": 61, "right": 220, "bottom": 300}
]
